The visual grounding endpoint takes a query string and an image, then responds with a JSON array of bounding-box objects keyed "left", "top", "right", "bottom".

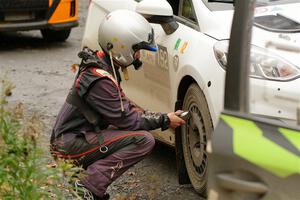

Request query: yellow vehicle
[{"left": 0, "top": 0, "right": 78, "bottom": 41}]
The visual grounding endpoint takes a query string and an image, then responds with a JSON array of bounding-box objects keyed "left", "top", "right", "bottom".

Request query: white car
[{"left": 82, "top": 0, "right": 300, "bottom": 195}]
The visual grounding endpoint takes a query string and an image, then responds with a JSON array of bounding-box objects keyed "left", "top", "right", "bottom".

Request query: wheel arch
[
  {"left": 176, "top": 63, "right": 222, "bottom": 128},
  {"left": 177, "top": 75, "right": 197, "bottom": 104}
]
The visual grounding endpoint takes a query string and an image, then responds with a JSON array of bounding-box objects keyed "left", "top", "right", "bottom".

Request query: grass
[{"left": 0, "top": 79, "right": 82, "bottom": 200}]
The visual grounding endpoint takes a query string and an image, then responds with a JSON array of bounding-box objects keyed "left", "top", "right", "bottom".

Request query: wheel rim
[{"left": 185, "top": 103, "right": 208, "bottom": 177}]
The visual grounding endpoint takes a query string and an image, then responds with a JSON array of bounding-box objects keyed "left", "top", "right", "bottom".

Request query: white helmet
[{"left": 98, "top": 9, "right": 157, "bottom": 67}]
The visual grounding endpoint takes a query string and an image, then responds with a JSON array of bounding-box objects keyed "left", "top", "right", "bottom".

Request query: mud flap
[{"left": 175, "top": 100, "right": 191, "bottom": 184}]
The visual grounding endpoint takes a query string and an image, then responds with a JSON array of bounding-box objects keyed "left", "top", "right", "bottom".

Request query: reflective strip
[
  {"left": 221, "top": 114, "right": 300, "bottom": 178},
  {"left": 75, "top": 69, "right": 89, "bottom": 95},
  {"left": 92, "top": 68, "right": 119, "bottom": 87}
]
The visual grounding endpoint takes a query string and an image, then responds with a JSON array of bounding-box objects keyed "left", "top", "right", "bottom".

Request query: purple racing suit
[{"left": 50, "top": 48, "right": 170, "bottom": 197}]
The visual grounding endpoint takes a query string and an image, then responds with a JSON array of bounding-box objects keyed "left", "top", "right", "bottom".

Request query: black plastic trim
[
  {"left": 0, "top": 20, "right": 78, "bottom": 32},
  {"left": 0, "top": 20, "right": 47, "bottom": 31},
  {"left": 48, "top": 21, "right": 78, "bottom": 30},
  {"left": 174, "top": 100, "right": 191, "bottom": 184},
  {"left": 47, "top": 0, "right": 60, "bottom": 20},
  {"left": 254, "top": 23, "right": 300, "bottom": 33}
]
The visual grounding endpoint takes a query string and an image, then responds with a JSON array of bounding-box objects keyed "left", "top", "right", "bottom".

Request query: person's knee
[{"left": 139, "top": 131, "right": 155, "bottom": 152}]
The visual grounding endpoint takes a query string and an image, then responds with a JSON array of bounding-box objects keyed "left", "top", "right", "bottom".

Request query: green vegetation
[{"left": 0, "top": 79, "right": 81, "bottom": 200}]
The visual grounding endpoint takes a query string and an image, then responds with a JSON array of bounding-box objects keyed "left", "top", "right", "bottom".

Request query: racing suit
[{"left": 50, "top": 48, "right": 170, "bottom": 197}]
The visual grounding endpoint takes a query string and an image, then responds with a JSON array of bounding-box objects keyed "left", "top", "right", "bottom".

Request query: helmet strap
[{"left": 108, "top": 50, "right": 125, "bottom": 114}]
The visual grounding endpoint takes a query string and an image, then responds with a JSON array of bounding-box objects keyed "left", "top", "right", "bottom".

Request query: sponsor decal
[
  {"left": 174, "top": 38, "right": 182, "bottom": 50},
  {"left": 180, "top": 42, "right": 188, "bottom": 54},
  {"left": 255, "top": 6, "right": 283, "bottom": 15},
  {"left": 173, "top": 55, "right": 179, "bottom": 72},
  {"left": 271, "top": 6, "right": 283, "bottom": 12},
  {"left": 112, "top": 37, "right": 118, "bottom": 43},
  {"left": 157, "top": 45, "right": 169, "bottom": 70},
  {"left": 279, "top": 34, "right": 291, "bottom": 42},
  {"left": 140, "top": 50, "right": 156, "bottom": 65}
]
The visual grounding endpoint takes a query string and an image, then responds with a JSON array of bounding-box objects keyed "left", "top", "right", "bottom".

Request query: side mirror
[{"left": 136, "top": 0, "right": 179, "bottom": 35}]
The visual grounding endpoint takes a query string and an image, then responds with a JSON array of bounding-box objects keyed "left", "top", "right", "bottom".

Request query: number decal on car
[
  {"left": 140, "top": 50, "right": 156, "bottom": 66},
  {"left": 157, "top": 45, "right": 169, "bottom": 70}
]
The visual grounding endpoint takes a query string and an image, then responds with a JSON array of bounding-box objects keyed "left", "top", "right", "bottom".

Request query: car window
[
  {"left": 167, "top": 0, "right": 199, "bottom": 30},
  {"left": 181, "top": 0, "right": 197, "bottom": 22}
]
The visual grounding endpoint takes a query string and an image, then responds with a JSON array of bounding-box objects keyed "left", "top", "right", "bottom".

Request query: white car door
[{"left": 122, "top": 0, "right": 204, "bottom": 144}]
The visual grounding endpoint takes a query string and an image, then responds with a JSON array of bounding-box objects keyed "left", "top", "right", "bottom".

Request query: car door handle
[{"left": 216, "top": 173, "right": 268, "bottom": 194}]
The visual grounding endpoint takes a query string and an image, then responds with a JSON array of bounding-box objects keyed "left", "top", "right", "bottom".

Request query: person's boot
[
  {"left": 98, "top": 193, "right": 110, "bottom": 200},
  {"left": 74, "top": 180, "right": 110, "bottom": 200}
]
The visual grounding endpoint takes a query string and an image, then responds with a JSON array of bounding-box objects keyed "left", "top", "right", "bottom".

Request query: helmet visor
[{"left": 132, "top": 28, "right": 157, "bottom": 52}]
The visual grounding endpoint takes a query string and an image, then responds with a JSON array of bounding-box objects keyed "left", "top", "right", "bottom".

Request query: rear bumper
[{"left": 0, "top": 20, "right": 78, "bottom": 32}]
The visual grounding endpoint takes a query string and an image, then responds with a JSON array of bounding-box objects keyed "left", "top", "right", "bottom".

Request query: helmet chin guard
[{"left": 132, "top": 58, "right": 143, "bottom": 70}]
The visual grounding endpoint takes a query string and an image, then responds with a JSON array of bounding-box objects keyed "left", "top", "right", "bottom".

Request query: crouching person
[{"left": 50, "top": 10, "right": 185, "bottom": 200}]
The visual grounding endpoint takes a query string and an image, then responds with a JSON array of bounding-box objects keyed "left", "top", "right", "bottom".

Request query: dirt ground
[{"left": 0, "top": 1, "right": 201, "bottom": 200}]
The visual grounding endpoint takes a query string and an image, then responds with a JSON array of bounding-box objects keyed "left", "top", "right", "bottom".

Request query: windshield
[{"left": 202, "top": 0, "right": 300, "bottom": 11}]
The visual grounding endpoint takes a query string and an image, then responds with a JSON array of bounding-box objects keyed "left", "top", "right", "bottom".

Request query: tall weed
[{"left": 0, "top": 79, "right": 81, "bottom": 200}]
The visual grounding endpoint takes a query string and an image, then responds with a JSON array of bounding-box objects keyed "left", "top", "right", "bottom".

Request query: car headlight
[{"left": 213, "top": 40, "right": 300, "bottom": 81}]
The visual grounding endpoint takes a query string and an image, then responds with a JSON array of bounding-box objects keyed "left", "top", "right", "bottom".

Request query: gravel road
[{"left": 0, "top": 1, "right": 201, "bottom": 200}]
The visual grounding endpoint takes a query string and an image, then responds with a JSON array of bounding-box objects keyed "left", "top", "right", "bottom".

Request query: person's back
[{"left": 51, "top": 49, "right": 113, "bottom": 142}]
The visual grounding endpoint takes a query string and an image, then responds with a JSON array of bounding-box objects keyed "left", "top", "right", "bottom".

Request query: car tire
[
  {"left": 41, "top": 29, "right": 71, "bottom": 42},
  {"left": 181, "top": 83, "right": 213, "bottom": 195}
]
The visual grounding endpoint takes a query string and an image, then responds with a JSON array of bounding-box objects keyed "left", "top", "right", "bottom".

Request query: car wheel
[
  {"left": 181, "top": 83, "right": 213, "bottom": 195},
  {"left": 41, "top": 29, "right": 71, "bottom": 42}
]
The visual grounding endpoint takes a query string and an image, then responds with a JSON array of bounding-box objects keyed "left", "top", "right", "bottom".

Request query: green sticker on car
[{"left": 174, "top": 38, "right": 181, "bottom": 50}]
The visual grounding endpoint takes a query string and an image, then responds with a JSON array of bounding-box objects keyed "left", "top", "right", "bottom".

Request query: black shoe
[
  {"left": 98, "top": 193, "right": 110, "bottom": 200},
  {"left": 74, "top": 180, "right": 110, "bottom": 200}
]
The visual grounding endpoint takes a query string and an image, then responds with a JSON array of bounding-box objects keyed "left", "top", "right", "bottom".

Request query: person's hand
[{"left": 167, "top": 110, "right": 186, "bottom": 129}]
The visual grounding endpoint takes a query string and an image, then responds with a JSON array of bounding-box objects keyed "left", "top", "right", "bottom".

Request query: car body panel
[
  {"left": 48, "top": 0, "right": 78, "bottom": 24},
  {"left": 208, "top": 0, "right": 300, "bottom": 198},
  {"left": 208, "top": 112, "right": 300, "bottom": 200}
]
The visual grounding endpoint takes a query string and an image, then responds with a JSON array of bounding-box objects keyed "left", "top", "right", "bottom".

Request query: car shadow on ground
[
  {"left": 109, "top": 141, "right": 202, "bottom": 199},
  {"left": 0, "top": 31, "right": 70, "bottom": 51},
  {"left": 151, "top": 141, "right": 176, "bottom": 166}
]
